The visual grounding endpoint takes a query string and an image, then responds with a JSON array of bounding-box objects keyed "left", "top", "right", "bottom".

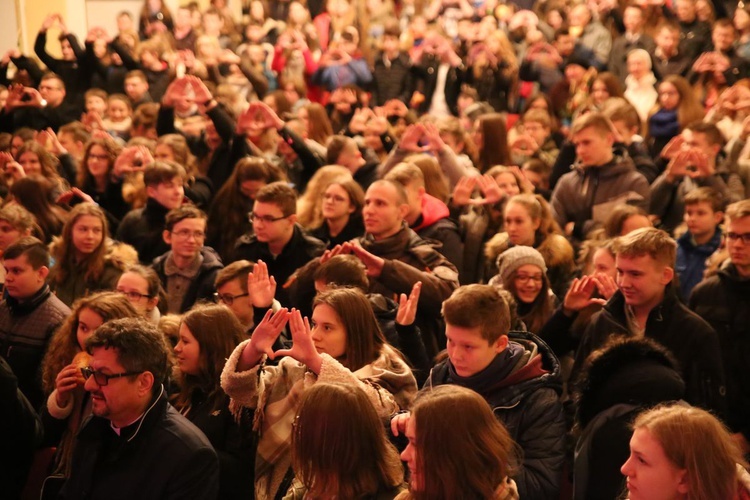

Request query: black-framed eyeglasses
[
  {"left": 214, "top": 292, "right": 249, "bottom": 305},
  {"left": 248, "top": 212, "right": 289, "bottom": 224},
  {"left": 171, "top": 229, "right": 206, "bottom": 240},
  {"left": 117, "top": 290, "right": 151, "bottom": 301},
  {"left": 726, "top": 232, "right": 750, "bottom": 244},
  {"left": 80, "top": 366, "right": 144, "bottom": 386}
]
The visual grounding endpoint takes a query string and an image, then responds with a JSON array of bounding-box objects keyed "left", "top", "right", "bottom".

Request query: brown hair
[
  {"left": 661, "top": 75, "right": 705, "bottom": 128},
  {"left": 683, "top": 187, "right": 725, "bottom": 213},
  {"left": 685, "top": 121, "right": 725, "bottom": 148},
  {"left": 296, "top": 166, "right": 351, "bottom": 228},
  {"left": 405, "top": 385, "right": 516, "bottom": 499},
  {"left": 442, "top": 284, "right": 510, "bottom": 343},
  {"left": 49, "top": 203, "right": 110, "bottom": 286},
  {"left": 384, "top": 162, "right": 425, "bottom": 189},
  {"left": 78, "top": 136, "right": 123, "bottom": 188},
  {"left": 255, "top": 181, "right": 297, "bottom": 216},
  {"left": 603, "top": 204, "right": 650, "bottom": 238},
  {"left": 632, "top": 404, "right": 747, "bottom": 500},
  {"left": 312, "top": 287, "right": 386, "bottom": 371},
  {"left": 302, "top": 103, "right": 333, "bottom": 145},
  {"left": 173, "top": 304, "right": 245, "bottom": 412},
  {"left": 156, "top": 134, "right": 199, "bottom": 177},
  {"left": 143, "top": 160, "right": 187, "bottom": 186},
  {"left": 406, "top": 154, "right": 451, "bottom": 203},
  {"left": 41, "top": 291, "right": 139, "bottom": 394},
  {"left": 505, "top": 193, "right": 562, "bottom": 238},
  {"left": 725, "top": 199, "right": 750, "bottom": 222},
  {"left": 570, "top": 112, "right": 616, "bottom": 137},
  {"left": 16, "top": 141, "right": 64, "bottom": 182},
  {"left": 214, "top": 259, "right": 254, "bottom": 291},
  {"left": 292, "top": 383, "right": 404, "bottom": 498},
  {"left": 475, "top": 113, "right": 510, "bottom": 172},
  {"left": 314, "top": 255, "right": 369, "bottom": 292},
  {"left": 164, "top": 205, "right": 207, "bottom": 232},
  {"left": 613, "top": 227, "right": 676, "bottom": 267}
]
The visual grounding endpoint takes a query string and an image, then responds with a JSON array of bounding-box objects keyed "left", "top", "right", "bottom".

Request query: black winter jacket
[
  {"left": 689, "top": 262, "right": 750, "bottom": 441},
  {"left": 574, "top": 286, "right": 726, "bottom": 415}
]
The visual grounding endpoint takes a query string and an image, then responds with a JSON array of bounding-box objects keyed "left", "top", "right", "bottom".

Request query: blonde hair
[
  {"left": 632, "top": 404, "right": 747, "bottom": 500},
  {"left": 613, "top": 227, "right": 676, "bottom": 268}
]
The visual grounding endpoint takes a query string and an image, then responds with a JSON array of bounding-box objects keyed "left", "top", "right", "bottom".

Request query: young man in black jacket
[{"left": 574, "top": 227, "right": 726, "bottom": 415}]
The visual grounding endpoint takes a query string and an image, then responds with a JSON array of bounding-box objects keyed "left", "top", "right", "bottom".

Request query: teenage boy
[
  {"left": 651, "top": 122, "right": 743, "bottom": 233},
  {"left": 116, "top": 161, "right": 186, "bottom": 264},
  {"left": 152, "top": 206, "right": 223, "bottom": 314},
  {"left": 0, "top": 237, "right": 70, "bottom": 408},
  {"left": 550, "top": 112, "right": 650, "bottom": 242},
  {"left": 675, "top": 187, "right": 724, "bottom": 299},
  {"left": 371, "top": 22, "right": 414, "bottom": 106},
  {"left": 392, "top": 284, "right": 565, "bottom": 499},
  {"left": 689, "top": 199, "right": 750, "bottom": 455},
  {"left": 232, "top": 182, "right": 326, "bottom": 307},
  {"left": 574, "top": 227, "right": 725, "bottom": 413}
]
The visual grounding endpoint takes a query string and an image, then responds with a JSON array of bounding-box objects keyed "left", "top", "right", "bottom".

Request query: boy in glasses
[
  {"left": 152, "top": 206, "right": 223, "bottom": 314},
  {"left": 232, "top": 182, "right": 325, "bottom": 307},
  {"left": 690, "top": 199, "right": 750, "bottom": 455}
]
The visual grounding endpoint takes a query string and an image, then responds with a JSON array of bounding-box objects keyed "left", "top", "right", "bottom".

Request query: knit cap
[{"left": 497, "top": 246, "right": 547, "bottom": 284}]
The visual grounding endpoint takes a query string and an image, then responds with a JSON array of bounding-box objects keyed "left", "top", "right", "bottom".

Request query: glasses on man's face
[
  {"left": 171, "top": 229, "right": 206, "bottom": 240},
  {"left": 117, "top": 289, "right": 151, "bottom": 302},
  {"left": 726, "top": 232, "right": 750, "bottom": 244},
  {"left": 214, "top": 292, "right": 249, "bottom": 305},
  {"left": 515, "top": 274, "right": 544, "bottom": 285},
  {"left": 248, "top": 212, "right": 288, "bottom": 224},
  {"left": 80, "top": 366, "right": 143, "bottom": 386}
]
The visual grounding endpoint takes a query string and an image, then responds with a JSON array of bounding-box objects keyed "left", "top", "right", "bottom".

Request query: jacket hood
[
  {"left": 485, "top": 232, "right": 575, "bottom": 272},
  {"left": 412, "top": 193, "right": 450, "bottom": 232},
  {"left": 152, "top": 245, "right": 224, "bottom": 271},
  {"left": 575, "top": 337, "right": 685, "bottom": 428}
]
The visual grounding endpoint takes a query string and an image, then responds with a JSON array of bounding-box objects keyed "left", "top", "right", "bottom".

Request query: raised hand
[
  {"left": 396, "top": 282, "right": 422, "bottom": 326},
  {"left": 399, "top": 123, "right": 429, "bottom": 153},
  {"left": 593, "top": 272, "right": 618, "bottom": 300},
  {"left": 186, "top": 74, "right": 213, "bottom": 103},
  {"left": 344, "top": 241, "right": 386, "bottom": 278},
  {"left": 451, "top": 176, "right": 478, "bottom": 206},
  {"left": 4, "top": 160, "right": 25, "bottom": 181},
  {"left": 248, "top": 100, "right": 284, "bottom": 130},
  {"left": 57, "top": 187, "right": 95, "bottom": 206},
  {"left": 562, "top": 276, "right": 607, "bottom": 315},
  {"left": 272, "top": 308, "right": 322, "bottom": 372},
  {"left": 422, "top": 122, "right": 447, "bottom": 152},
  {"left": 161, "top": 77, "right": 190, "bottom": 107},
  {"left": 660, "top": 134, "right": 685, "bottom": 161},
  {"left": 248, "top": 259, "right": 276, "bottom": 308},
  {"left": 318, "top": 244, "right": 351, "bottom": 265},
  {"left": 238, "top": 308, "right": 290, "bottom": 370},
  {"left": 476, "top": 174, "right": 505, "bottom": 204}
]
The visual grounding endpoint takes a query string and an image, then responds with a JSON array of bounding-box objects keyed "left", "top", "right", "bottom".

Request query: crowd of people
[{"left": 3, "top": 0, "right": 750, "bottom": 498}]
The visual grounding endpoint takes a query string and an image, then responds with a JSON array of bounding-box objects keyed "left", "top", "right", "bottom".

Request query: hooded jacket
[
  {"left": 550, "top": 150, "right": 650, "bottom": 241},
  {"left": 689, "top": 262, "right": 750, "bottom": 442},
  {"left": 575, "top": 285, "right": 726, "bottom": 415},
  {"left": 573, "top": 338, "right": 685, "bottom": 500},
  {"left": 426, "top": 331, "right": 565, "bottom": 500},
  {"left": 411, "top": 193, "right": 463, "bottom": 274}
]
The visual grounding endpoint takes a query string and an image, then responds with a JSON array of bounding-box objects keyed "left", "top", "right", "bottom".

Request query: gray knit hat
[{"left": 497, "top": 246, "right": 547, "bottom": 284}]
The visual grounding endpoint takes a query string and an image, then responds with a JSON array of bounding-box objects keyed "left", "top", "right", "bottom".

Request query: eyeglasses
[
  {"left": 117, "top": 290, "right": 151, "bottom": 301},
  {"left": 248, "top": 212, "right": 289, "bottom": 224},
  {"left": 322, "top": 193, "right": 348, "bottom": 203},
  {"left": 88, "top": 153, "right": 110, "bottom": 160},
  {"left": 214, "top": 292, "right": 249, "bottom": 305},
  {"left": 726, "top": 232, "right": 750, "bottom": 244},
  {"left": 515, "top": 274, "right": 544, "bottom": 284},
  {"left": 80, "top": 366, "right": 144, "bottom": 386},
  {"left": 171, "top": 229, "right": 206, "bottom": 240}
]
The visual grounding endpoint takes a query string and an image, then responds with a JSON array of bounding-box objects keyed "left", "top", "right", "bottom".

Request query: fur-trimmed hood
[
  {"left": 575, "top": 337, "right": 685, "bottom": 429},
  {"left": 49, "top": 237, "right": 139, "bottom": 272},
  {"left": 484, "top": 232, "right": 575, "bottom": 276}
]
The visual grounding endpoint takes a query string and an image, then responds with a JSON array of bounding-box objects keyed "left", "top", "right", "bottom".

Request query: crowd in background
[{"left": 3, "top": 0, "right": 750, "bottom": 498}]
